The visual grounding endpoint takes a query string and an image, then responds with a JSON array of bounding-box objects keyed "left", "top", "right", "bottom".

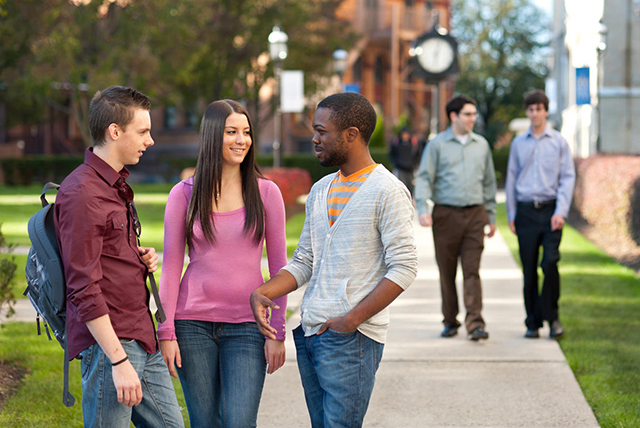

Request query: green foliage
[
  {"left": 1, "top": 1, "right": 356, "bottom": 145},
  {"left": 369, "top": 116, "right": 386, "bottom": 149},
  {"left": 451, "top": 0, "right": 548, "bottom": 143},
  {"left": 0, "top": 224, "right": 17, "bottom": 319},
  {"left": 0, "top": 0, "right": 69, "bottom": 128},
  {"left": 492, "top": 146, "right": 510, "bottom": 187},
  {"left": 496, "top": 204, "right": 640, "bottom": 428},
  {"left": 0, "top": 156, "right": 83, "bottom": 186},
  {"left": 0, "top": 254, "right": 26, "bottom": 300}
]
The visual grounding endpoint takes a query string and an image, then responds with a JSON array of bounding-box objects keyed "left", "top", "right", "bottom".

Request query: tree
[
  {"left": 0, "top": 0, "right": 69, "bottom": 137},
  {"left": 143, "top": 0, "right": 356, "bottom": 141},
  {"left": 1, "top": 0, "right": 356, "bottom": 146},
  {"left": 451, "top": 0, "right": 548, "bottom": 144}
]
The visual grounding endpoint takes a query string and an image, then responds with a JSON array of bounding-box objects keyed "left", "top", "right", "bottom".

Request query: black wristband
[{"left": 112, "top": 356, "right": 129, "bottom": 366}]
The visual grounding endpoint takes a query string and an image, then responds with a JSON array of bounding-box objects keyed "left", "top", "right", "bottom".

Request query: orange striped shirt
[{"left": 327, "top": 164, "right": 378, "bottom": 226}]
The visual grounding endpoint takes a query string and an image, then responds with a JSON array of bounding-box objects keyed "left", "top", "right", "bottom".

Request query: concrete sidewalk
[{"left": 257, "top": 217, "right": 600, "bottom": 428}]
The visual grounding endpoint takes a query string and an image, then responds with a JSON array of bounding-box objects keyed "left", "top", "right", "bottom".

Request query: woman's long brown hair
[{"left": 185, "top": 100, "right": 264, "bottom": 248}]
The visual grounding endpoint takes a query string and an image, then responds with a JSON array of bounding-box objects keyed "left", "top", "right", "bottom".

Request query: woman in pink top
[{"left": 158, "top": 100, "right": 287, "bottom": 428}]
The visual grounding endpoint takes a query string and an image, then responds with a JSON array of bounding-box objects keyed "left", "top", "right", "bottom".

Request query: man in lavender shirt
[{"left": 505, "top": 90, "right": 576, "bottom": 340}]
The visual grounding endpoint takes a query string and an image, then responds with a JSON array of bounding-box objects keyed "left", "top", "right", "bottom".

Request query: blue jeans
[
  {"left": 293, "top": 325, "right": 384, "bottom": 428},
  {"left": 80, "top": 339, "right": 184, "bottom": 428},
  {"left": 175, "top": 320, "right": 267, "bottom": 428}
]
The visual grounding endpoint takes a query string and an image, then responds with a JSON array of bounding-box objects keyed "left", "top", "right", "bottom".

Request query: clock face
[{"left": 417, "top": 37, "right": 455, "bottom": 74}]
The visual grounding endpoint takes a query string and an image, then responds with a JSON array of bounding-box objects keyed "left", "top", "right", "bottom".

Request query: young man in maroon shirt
[{"left": 55, "top": 86, "right": 184, "bottom": 427}]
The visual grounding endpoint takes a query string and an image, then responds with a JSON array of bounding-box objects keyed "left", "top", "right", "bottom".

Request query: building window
[
  {"left": 353, "top": 57, "right": 362, "bottom": 82},
  {"left": 405, "top": 0, "right": 415, "bottom": 7},
  {"left": 164, "top": 106, "right": 177, "bottom": 130},
  {"left": 374, "top": 56, "right": 385, "bottom": 83},
  {"left": 366, "top": 0, "right": 377, "bottom": 9},
  {"left": 186, "top": 108, "right": 199, "bottom": 129}
]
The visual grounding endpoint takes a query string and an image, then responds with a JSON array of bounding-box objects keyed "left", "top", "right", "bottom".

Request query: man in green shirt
[{"left": 415, "top": 95, "right": 497, "bottom": 341}]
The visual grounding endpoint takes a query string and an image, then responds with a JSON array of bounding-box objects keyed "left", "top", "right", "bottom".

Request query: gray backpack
[{"left": 24, "top": 182, "right": 75, "bottom": 406}]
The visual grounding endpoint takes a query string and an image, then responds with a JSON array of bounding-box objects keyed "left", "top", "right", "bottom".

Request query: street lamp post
[
  {"left": 332, "top": 49, "right": 348, "bottom": 91},
  {"left": 268, "top": 25, "right": 288, "bottom": 168},
  {"left": 596, "top": 21, "right": 607, "bottom": 153}
]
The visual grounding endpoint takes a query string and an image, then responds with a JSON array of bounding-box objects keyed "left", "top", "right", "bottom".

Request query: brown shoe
[{"left": 467, "top": 327, "right": 489, "bottom": 341}]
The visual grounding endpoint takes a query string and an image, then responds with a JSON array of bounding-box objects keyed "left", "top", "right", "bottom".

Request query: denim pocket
[{"left": 80, "top": 345, "right": 95, "bottom": 379}]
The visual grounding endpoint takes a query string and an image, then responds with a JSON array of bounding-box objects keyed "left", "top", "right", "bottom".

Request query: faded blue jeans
[
  {"left": 293, "top": 325, "right": 384, "bottom": 428},
  {"left": 80, "top": 339, "right": 185, "bottom": 428},
  {"left": 175, "top": 320, "right": 267, "bottom": 428}
]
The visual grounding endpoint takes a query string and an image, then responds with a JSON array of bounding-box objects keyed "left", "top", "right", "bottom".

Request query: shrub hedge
[
  {"left": 573, "top": 155, "right": 640, "bottom": 248},
  {"left": 0, "top": 146, "right": 510, "bottom": 188},
  {"left": 0, "top": 156, "right": 84, "bottom": 186},
  {"left": 492, "top": 146, "right": 510, "bottom": 187},
  {"left": 262, "top": 167, "right": 312, "bottom": 206}
]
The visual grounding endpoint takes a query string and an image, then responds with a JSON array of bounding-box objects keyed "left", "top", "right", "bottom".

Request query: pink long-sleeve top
[{"left": 157, "top": 177, "right": 288, "bottom": 341}]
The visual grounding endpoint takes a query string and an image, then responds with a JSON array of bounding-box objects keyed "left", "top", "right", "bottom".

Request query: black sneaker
[
  {"left": 467, "top": 327, "right": 489, "bottom": 341},
  {"left": 524, "top": 328, "right": 540, "bottom": 339},
  {"left": 440, "top": 325, "right": 458, "bottom": 338},
  {"left": 549, "top": 320, "right": 564, "bottom": 339}
]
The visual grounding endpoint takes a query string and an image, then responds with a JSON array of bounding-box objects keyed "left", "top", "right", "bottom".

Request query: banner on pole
[
  {"left": 575, "top": 67, "right": 590, "bottom": 106},
  {"left": 281, "top": 70, "right": 304, "bottom": 113}
]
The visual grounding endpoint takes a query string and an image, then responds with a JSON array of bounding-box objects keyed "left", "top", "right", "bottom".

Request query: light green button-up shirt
[{"left": 415, "top": 128, "right": 497, "bottom": 224}]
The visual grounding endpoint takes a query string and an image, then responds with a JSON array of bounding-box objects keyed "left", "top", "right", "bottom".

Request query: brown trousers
[{"left": 432, "top": 204, "right": 488, "bottom": 333}]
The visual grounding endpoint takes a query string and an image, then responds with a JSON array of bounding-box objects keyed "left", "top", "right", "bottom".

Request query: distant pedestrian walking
[
  {"left": 415, "top": 95, "right": 497, "bottom": 341},
  {"left": 505, "top": 89, "right": 575, "bottom": 339},
  {"left": 389, "top": 127, "right": 420, "bottom": 196}
]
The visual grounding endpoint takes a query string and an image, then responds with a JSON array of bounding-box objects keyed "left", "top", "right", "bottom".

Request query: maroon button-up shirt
[{"left": 54, "top": 148, "right": 156, "bottom": 360}]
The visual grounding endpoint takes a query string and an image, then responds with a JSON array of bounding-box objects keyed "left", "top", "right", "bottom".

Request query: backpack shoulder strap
[
  {"left": 62, "top": 343, "right": 75, "bottom": 407},
  {"left": 40, "top": 182, "right": 60, "bottom": 207},
  {"left": 129, "top": 201, "right": 166, "bottom": 324}
]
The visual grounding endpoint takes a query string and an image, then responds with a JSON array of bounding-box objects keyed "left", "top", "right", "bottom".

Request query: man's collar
[
  {"left": 526, "top": 123, "right": 553, "bottom": 139},
  {"left": 85, "top": 147, "right": 130, "bottom": 186},
  {"left": 445, "top": 127, "right": 477, "bottom": 143}
]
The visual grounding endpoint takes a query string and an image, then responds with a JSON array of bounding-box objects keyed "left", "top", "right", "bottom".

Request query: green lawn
[
  {"left": 0, "top": 192, "right": 306, "bottom": 426},
  {"left": 0, "top": 323, "right": 189, "bottom": 428},
  {"left": 496, "top": 204, "right": 640, "bottom": 428},
  {"left": 0, "top": 183, "right": 302, "bottom": 256}
]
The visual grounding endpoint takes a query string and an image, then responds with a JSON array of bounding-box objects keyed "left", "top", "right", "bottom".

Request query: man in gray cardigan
[{"left": 251, "top": 92, "right": 417, "bottom": 428}]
